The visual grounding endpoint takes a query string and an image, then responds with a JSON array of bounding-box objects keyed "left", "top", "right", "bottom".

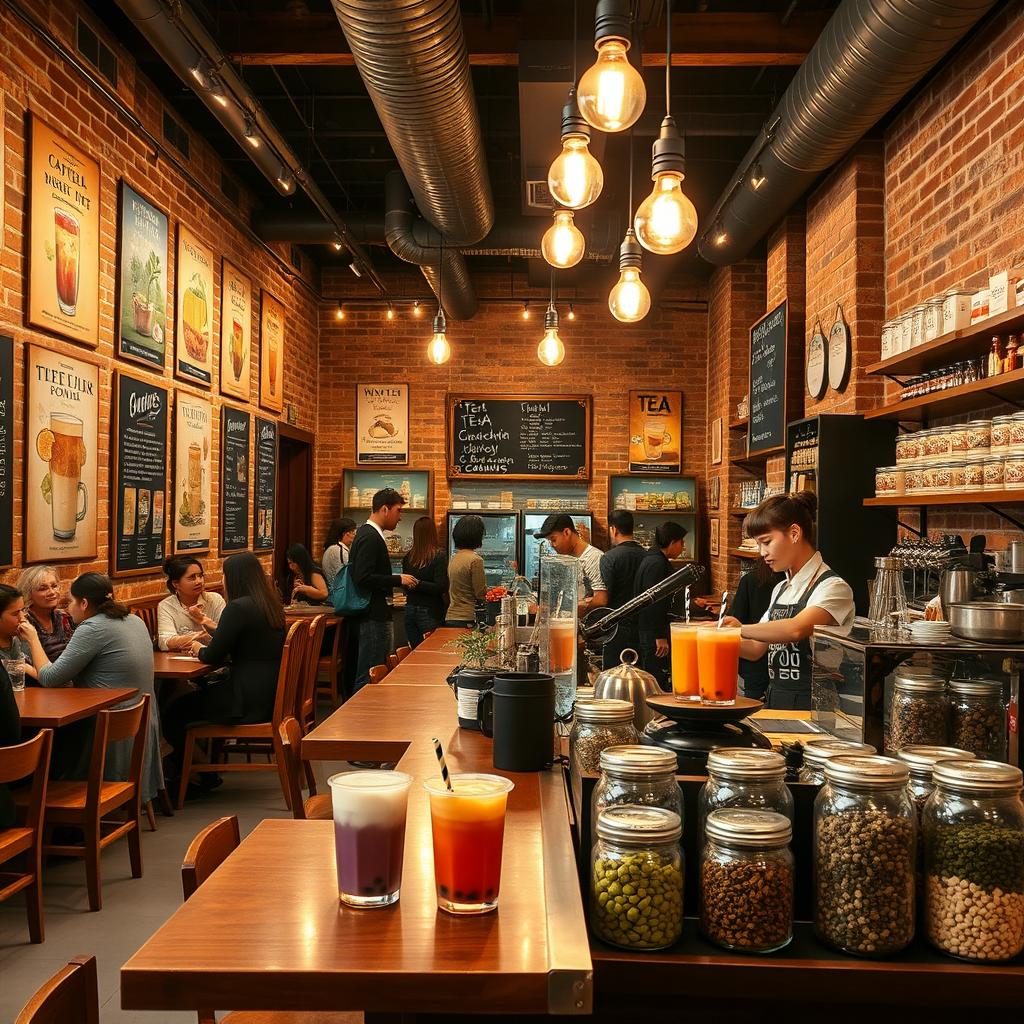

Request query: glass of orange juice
[
  {"left": 548, "top": 617, "right": 576, "bottom": 674},
  {"left": 696, "top": 626, "right": 741, "bottom": 705},
  {"left": 669, "top": 622, "right": 701, "bottom": 702}
]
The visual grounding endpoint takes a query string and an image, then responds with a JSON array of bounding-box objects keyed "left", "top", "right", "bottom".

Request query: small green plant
[{"left": 444, "top": 626, "right": 496, "bottom": 670}]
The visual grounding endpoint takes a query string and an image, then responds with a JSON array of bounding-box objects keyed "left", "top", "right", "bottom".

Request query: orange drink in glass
[
  {"left": 696, "top": 626, "right": 741, "bottom": 705},
  {"left": 548, "top": 618, "right": 576, "bottom": 674},
  {"left": 669, "top": 622, "right": 701, "bottom": 702}
]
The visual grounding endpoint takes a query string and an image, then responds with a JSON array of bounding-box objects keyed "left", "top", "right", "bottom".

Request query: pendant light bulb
[
  {"left": 608, "top": 230, "right": 651, "bottom": 323},
  {"left": 427, "top": 311, "right": 451, "bottom": 365},
  {"left": 634, "top": 116, "right": 698, "bottom": 255},
  {"left": 537, "top": 304, "right": 565, "bottom": 367},
  {"left": 547, "top": 95, "right": 604, "bottom": 210},
  {"left": 542, "top": 209, "right": 586, "bottom": 269},
  {"left": 577, "top": 2, "right": 646, "bottom": 133}
]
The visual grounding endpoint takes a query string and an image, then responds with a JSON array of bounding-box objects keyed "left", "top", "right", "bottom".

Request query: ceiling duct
[{"left": 698, "top": 0, "right": 998, "bottom": 265}]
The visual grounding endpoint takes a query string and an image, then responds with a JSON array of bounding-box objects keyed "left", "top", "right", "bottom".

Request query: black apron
[{"left": 764, "top": 567, "right": 839, "bottom": 711}]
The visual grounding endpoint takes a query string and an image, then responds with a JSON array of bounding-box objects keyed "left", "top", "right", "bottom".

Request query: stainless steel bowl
[
  {"left": 947, "top": 602, "right": 1024, "bottom": 643},
  {"left": 997, "top": 588, "right": 1024, "bottom": 605}
]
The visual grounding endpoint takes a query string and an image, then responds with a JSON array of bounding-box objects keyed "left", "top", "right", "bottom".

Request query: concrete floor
[{"left": 0, "top": 759, "right": 347, "bottom": 1023}]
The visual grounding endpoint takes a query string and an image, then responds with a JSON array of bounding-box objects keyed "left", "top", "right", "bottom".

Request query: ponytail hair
[
  {"left": 70, "top": 572, "right": 130, "bottom": 619},
  {"left": 744, "top": 492, "right": 818, "bottom": 546}
]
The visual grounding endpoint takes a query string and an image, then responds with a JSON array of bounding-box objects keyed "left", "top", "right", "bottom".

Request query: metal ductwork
[
  {"left": 698, "top": 0, "right": 998, "bottom": 265},
  {"left": 332, "top": 0, "right": 494, "bottom": 248}
]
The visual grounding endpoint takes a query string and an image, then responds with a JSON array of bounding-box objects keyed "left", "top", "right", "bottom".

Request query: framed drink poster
[
  {"left": 25, "top": 344, "right": 99, "bottom": 564},
  {"left": 173, "top": 390, "right": 213, "bottom": 553},
  {"left": 627, "top": 389, "right": 682, "bottom": 474},
  {"left": 112, "top": 372, "right": 168, "bottom": 577},
  {"left": 357, "top": 383, "right": 409, "bottom": 465},
  {"left": 254, "top": 417, "right": 277, "bottom": 551},
  {"left": 220, "top": 404, "right": 250, "bottom": 552},
  {"left": 27, "top": 115, "right": 100, "bottom": 348},
  {"left": 259, "top": 290, "right": 285, "bottom": 413},
  {"left": 116, "top": 181, "right": 168, "bottom": 370},
  {"left": 220, "top": 260, "right": 251, "bottom": 401},
  {"left": 174, "top": 225, "right": 214, "bottom": 387},
  {"left": 0, "top": 337, "right": 14, "bottom": 568}
]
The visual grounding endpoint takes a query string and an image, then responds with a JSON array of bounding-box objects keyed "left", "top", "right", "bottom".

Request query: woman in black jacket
[
  {"left": 634, "top": 522, "right": 688, "bottom": 690},
  {"left": 402, "top": 517, "right": 448, "bottom": 648},
  {"left": 0, "top": 661, "right": 19, "bottom": 827}
]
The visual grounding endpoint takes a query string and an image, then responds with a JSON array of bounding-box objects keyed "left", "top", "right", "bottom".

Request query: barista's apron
[{"left": 764, "top": 568, "right": 839, "bottom": 710}]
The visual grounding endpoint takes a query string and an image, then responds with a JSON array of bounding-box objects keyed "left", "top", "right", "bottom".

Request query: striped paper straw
[{"left": 432, "top": 736, "right": 453, "bottom": 791}]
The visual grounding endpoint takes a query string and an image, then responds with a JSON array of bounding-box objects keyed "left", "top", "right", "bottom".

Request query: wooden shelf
[
  {"left": 728, "top": 507, "right": 756, "bottom": 517},
  {"left": 862, "top": 366, "right": 1024, "bottom": 421},
  {"left": 730, "top": 445, "right": 785, "bottom": 467},
  {"left": 865, "top": 490, "right": 1024, "bottom": 508},
  {"left": 731, "top": 548, "right": 759, "bottom": 559},
  {"left": 728, "top": 417, "right": 748, "bottom": 431},
  {"left": 866, "top": 304, "right": 1024, "bottom": 377}
]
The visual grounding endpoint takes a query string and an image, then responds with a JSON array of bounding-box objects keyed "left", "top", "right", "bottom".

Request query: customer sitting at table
[
  {"left": 321, "top": 517, "right": 357, "bottom": 587},
  {"left": 161, "top": 552, "right": 286, "bottom": 791},
  {"left": 634, "top": 522, "right": 688, "bottom": 689},
  {"left": 446, "top": 514, "right": 487, "bottom": 628},
  {"left": 18, "top": 573, "right": 164, "bottom": 803},
  {"left": 18, "top": 565, "right": 74, "bottom": 667},
  {"left": 402, "top": 516, "right": 448, "bottom": 648},
  {"left": 157, "top": 556, "right": 225, "bottom": 652},
  {"left": 0, "top": 661, "right": 19, "bottom": 828},
  {"left": 0, "top": 584, "right": 35, "bottom": 682},
  {"left": 285, "top": 543, "right": 329, "bottom": 605}
]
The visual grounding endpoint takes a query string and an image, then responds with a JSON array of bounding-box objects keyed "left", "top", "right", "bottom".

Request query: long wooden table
[
  {"left": 16, "top": 686, "right": 139, "bottom": 728},
  {"left": 152, "top": 652, "right": 213, "bottom": 681}
]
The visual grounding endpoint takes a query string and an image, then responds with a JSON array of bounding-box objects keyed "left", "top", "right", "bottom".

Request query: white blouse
[{"left": 156, "top": 591, "right": 226, "bottom": 650}]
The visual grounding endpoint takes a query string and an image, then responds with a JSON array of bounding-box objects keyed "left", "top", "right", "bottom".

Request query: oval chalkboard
[
  {"left": 447, "top": 394, "right": 591, "bottom": 480},
  {"left": 748, "top": 301, "right": 788, "bottom": 454}
]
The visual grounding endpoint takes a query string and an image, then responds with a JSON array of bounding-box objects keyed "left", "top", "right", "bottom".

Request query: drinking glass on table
[{"left": 3, "top": 655, "right": 26, "bottom": 692}]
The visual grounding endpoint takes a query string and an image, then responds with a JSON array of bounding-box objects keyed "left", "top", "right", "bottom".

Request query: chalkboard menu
[
  {"left": 254, "top": 417, "right": 277, "bottom": 551},
  {"left": 220, "top": 405, "right": 250, "bottom": 552},
  {"left": 0, "top": 337, "right": 13, "bottom": 567},
  {"left": 447, "top": 394, "right": 591, "bottom": 480},
  {"left": 748, "top": 301, "right": 788, "bottom": 454},
  {"left": 112, "top": 372, "right": 168, "bottom": 576}
]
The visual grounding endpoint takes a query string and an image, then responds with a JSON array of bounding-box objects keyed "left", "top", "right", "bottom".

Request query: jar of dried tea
[
  {"left": 570, "top": 699, "right": 637, "bottom": 775},
  {"left": 897, "top": 744, "right": 975, "bottom": 814},
  {"left": 698, "top": 748, "right": 793, "bottom": 835},
  {"left": 798, "top": 738, "right": 875, "bottom": 784},
  {"left": 592, "top": 745, "right": 681, "bottom": 846},
  {"left": 948, "top": 679, "right": 1007, "bottom": 761},
  {"left": 889, "top": 671, "right": 949, "bottom": 750}
]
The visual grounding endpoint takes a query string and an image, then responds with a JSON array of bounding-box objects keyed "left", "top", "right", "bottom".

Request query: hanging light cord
[
  {"left": 550, "top": 267, "right": 555, "bottom": 311},
  {"left": 438, "top": 233, "right": 445, "bottom": 318},
  {"left": 665, "top": 0, "right": 672, "bottom": 116},
  {"left": 627, "top": 128, "right": 634, "bottom": 222},
  {"left": 572, "top": 0, "right": 578, "bottom": 87}
]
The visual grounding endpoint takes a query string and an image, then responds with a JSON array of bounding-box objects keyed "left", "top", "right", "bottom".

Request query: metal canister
[{"left": 515, "top": 643, "right": 540, "bottom": 674}]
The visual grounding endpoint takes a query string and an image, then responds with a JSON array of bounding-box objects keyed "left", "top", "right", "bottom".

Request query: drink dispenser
[{"left": 537, "top": 552, "right": 581, "bottom": 718}]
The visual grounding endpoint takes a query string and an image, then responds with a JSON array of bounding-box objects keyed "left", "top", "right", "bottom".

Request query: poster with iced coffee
[
  {"left": 174, "top": 226, "right": 214, "bottom": 387},
  {"left": 24, "top": 345, "right": 99, "bottom": 564},
  {"left": 173, "top": 391, "right": 213, "bottom": 553},
  {"left": 259, "top": 290, "right": 285, "bottom": 414},
  {"left": 112, "top": 372, "right": 168, "bottom": 576},
  {"left": 27, "top": 115, "right": 100, "bottom": 348},
  {"left": 116, "top": 182, "right": 168, "bottom": 370},
  {"left": 627, "top": 389, "right": 682, "bottom": 475},
  {"left": 220, "top": 260, "right": 251, "bottom": 401},
  {"left": 254, "top": 418, "right": 277, "bottom": 551}
]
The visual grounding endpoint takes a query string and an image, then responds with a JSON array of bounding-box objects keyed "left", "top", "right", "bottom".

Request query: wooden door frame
[{"left": 275, "top": 423, "right": 315, "bottom": 582}]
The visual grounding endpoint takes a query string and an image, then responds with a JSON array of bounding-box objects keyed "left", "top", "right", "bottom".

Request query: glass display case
[
  {"left": 341, "top": 468, "right": 432, "bottom": 574},
  {"left": 811, "top": 622, "right": 1021, "bottom": 767},
  {"left": 608, "top": 476, "right": 697, "bottom": 562},
  {"left": 522, "top": 511, "right": 593, "bottom": 589},
  {"left": 537, "top": 551, "right": 581, "bottom": 718},
  {"left": 446, "top": 510, "right": 520, "bottom": 588}
]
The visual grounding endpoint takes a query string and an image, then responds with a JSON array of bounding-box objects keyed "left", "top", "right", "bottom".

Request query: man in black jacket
[
  {"left": 598, "top": 510, "right": 648, "bottom": 669},
  {"left": 634, "top": 522, "right": 687, "bottom": 689},
  {"left": 349, "top": 488, "right": 418, "bottom": 691}
]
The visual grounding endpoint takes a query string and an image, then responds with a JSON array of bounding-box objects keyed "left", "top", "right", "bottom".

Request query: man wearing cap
[{"left": 534, "top": 513, "right": 608, "bottom": 616}]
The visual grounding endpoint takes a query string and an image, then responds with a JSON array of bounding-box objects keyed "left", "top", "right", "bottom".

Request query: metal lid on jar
[
  {"left": 802, "top": 739, "right": 875, "bottom": 769},
  {"left": 897, "top": 745, "right": 975, "bottom": 780},
  {"left": 576, "top": 686, "right": 595, "bottom": 702},
  {"left": 599, "top": 744, "right": 678, "bottom": 778},
  {"left": 948, "top": 678, "right": 1004, "bottom": 697},
  {"left": 596, "top": 804, "right": 682, "bottom": 845},
  {"left": 705, "top": 808, "right": 792, "bottom": 848},
  {"left": 574, "top": 698, "right": 635, "bottom": 724},
  {"left": 933, "top": 759, "right": 1022, "bottom": 793},
  {"left": 824, "top": 754, "right": 909, "bottom": 786},
  {"left": 707, "top": 748, "right": 786, "bottom": 781},
  {"left": 893, "top": 671, "right": 946, "bottom": 694}
]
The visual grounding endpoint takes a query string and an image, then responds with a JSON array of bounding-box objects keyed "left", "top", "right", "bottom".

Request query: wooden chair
[
  {"left": 316, "top": 618, "right": 343, "bottom": 704},
  {"left": 278, "top": 718, "right": 330, "bottom": 820},
  {"left": 0, "top": 729, "right": 52, "bottom": 943},
  {"left": 176, "top": 620, "right": 305, "bottom": 810},
  {"left": 385, "top": 653, "right": 398, "bottom": 671},
  {"left": 130, "top": 603, "right": 159, "bottom": 645},
  {"left": 14, "top": 954, "right": 98, "bottom": 1024},
  {"left": 368, "top": 663, "right": 389, "bottom": 685},
  {"left": 394, "top": 645, "right": 412, "bottom": 664},
  {"left": 299, "top": 614, "right": 328, "bottom": 733},
  {"left": 22, "top": 696, "right": 151, "bottom": 912}
]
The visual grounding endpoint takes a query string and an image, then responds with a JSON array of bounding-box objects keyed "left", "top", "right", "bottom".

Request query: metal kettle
[
  {"left": 939, "top": 567, "right": 980, "bottom": 618},
  {"left": 593, "top": 649, "right": 661, "bottom": 731}
]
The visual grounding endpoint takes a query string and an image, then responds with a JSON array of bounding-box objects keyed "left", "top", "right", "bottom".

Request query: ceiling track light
[
  {"left": 243, "top": 111, "right": 261, "bottom": 148},
  {"left": 542, "top": 208, "right": 586, "bottom": 269},
  {"left": 577, "top": 0, "right": 646, "bottom": 133},
  {"left": 522, "top": 301, "right": 531, "bottom": 320},
  {"left": 750, "top": 162, "right": 767, "bottom": 190},
  {"left": 275, "top": 166, "right": 296, "bottom": 195},
  {"left": 413, "top": 300, "right": 423, "bottom": 317},
  {"left": 712, "top": 222, "right": 728, "bottom": 246},
  {"left": 336, "top": 302, "right": 345, "bottom": 321},
  {"left": 188, "top": 57, "right": 211, "bottom": 88},
  {"left": 207, "top": 73, "right": 228, "bottom": 108}
]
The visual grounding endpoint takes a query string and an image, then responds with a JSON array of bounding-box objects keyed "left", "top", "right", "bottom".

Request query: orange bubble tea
[
  {"left": 548, "top": 618, "right": 576, "bottom": 674},
  {"left": 696, "top": 626, "right": 741, "bottom": 705},
  {"left": 669, "top": 622, "right": 700, "bottom": 702}
]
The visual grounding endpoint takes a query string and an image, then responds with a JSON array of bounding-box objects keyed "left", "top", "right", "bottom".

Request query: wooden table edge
[{"left": 16, "top": 686, "right": 140, "bottom": 727}]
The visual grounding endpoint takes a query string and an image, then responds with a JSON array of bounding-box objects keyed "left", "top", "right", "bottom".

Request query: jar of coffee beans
[
  {"left": 948, "top": 679, "right": 1007, "bottom": 761},
  {"left": 889, "top": 672, "right": 949, "bottom": 750},
  {"left": 592, "top": 745, "right": 681, "bottom": 846},
  {"left": 923, "top": 759, "right": 1024, "bottom": 962},
  {"left": 591, "top": 805, "right": 683, "bottom": 951},
  {"left": 701, "top": 809, "right": 794, "bottom": 953},
  {"left": 814, "top": 755, "right": 916, "bottom": 956},
  {"left": 698, "top": 748, "right": 793, "bottom": 836},
  {"left": 798, "top": 738, "right": 876, "bottom": 784},
  {"left": 571, "top": 699, "right": 637, "bottom": 775}
]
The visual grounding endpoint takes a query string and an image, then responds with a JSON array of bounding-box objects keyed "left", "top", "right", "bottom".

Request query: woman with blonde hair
[{"left": 18, "top": 565, "right": 74, "bottom": 664}]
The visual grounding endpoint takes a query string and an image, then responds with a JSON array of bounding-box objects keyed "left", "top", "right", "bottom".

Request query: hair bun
[{"left": 790, "top": 490, "right": 818, "bottom": 519}]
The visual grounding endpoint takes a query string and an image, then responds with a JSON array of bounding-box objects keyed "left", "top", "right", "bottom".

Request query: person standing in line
[
  {"left": 402, "top": 517, "right": 448, "bottom": 648},
  {"left": 321, "top": 517, "right": 357, "bottom": 587},
  {"left": 348, "top": 488, "right": 418, "bottom": 690},
  {"left": 633, "top": 522, "right": 688, "bottom": 689},
  {"left": 598, "top": 510, "right": 647, "bottom": 669},
  {"left": 445, "top": 515, "right": 487, "bottom": 628},
  {"left": 534, "top": 513, "right": 608, "bottom": 616}
]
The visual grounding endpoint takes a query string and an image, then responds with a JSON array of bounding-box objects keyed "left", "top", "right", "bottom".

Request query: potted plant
[
  {"left": 444, "top": 625, "right": 497, "bottom": 670},
  {"left": 130, "top": 251, "right": 162, "bottom": 337}
]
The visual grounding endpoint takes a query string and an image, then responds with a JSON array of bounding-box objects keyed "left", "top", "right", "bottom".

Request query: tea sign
[
  {"left": 173, "top": 391, "right": 213, "bottom": 554},
  {"left": 628, "top": 390, "right": 682, "bottom": 474},
  {"left": 220, "top": 260, "right": 252, "bottom": 401}
]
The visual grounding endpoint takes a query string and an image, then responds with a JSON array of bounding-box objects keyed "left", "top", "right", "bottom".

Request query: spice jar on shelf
[
  {"left": 592, "top": 745, "right": 681, "bottom": 845},
  {"left": 591, "top": 805, "right": 683, "bottom": 951},
  {"left": 698, "top": 748, "right": 793, "bottom": 835},
  {"left": 948, "top": 679, "right": 1007, "bottom": 761},
  {"left": 701, "top": 809, "right": 794, "bottom": 954},
  {"left": 799, "top": 738, "right": 876, "bottom": 784},
  {"left": 889, "top": 671, "right": 949, "bottom": 750},
  {"left": 814, "top": 755, "right": 916, "bottom": 957},
  {"left": 570, "top": 699, "right": 637, "bottom": 775},
  {"left": 923, "top": 759, "right": 1024, "bottom": 962}
]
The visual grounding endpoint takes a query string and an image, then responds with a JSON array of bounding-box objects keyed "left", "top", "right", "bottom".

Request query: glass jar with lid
[
  {"left": 897, "top": 744, "right": 975, "bottom": 814},
  {"left": 814, "top": 755, "right": 916, "bottom": 956},
  {"left": 571, "top": 699, "right": 637, "bottom": 775},
  {"left": 799, "top": 738, "right": 876, "bottom": 784},
  {"left": 948, "top": 679, "right": 1007, "bottom": 761},
  {"left": 889, "top": 671, "right": 949, "bottom": 750},
  {"left": 701, "top": 809, "right": 794, "bottom": 953},
  {"left": 592, "top": 745, "right": 681, "bottom": 844},
  {"left": 698, "top": 748, "right": 793, "bottom": 834},
  {"left": 591, "top": 805, "right": 683, "bottom": 951},
  {"left": 923, "top": 760, "right": 1024, "bottom": 962}
]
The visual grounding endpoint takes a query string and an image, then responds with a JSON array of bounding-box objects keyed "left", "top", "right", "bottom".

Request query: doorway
[{"left": 274, "top": 425, "right": 314, "bottom": 591}]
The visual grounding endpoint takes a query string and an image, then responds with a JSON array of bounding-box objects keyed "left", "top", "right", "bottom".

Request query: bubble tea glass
[
  {"left": 548, "top": 617, "right": 576, "bottom": 674},
  {"left": 425, "top": 773, "right": 515, "bottom": 915},
  {"left": 329, "top": 770, "right": 413, "bottom": 908},
  {"left": 696, "top": 626, "right": 741, "bottom": 705},
  {"left": 669, "top": 622, "right": 701, "bottom": 702}
]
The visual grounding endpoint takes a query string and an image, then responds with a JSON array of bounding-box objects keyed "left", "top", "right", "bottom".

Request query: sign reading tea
[
  {"left": 175, "top": 226, "right": 215, "bottom": 386},
  {"left": 174, "top": 391, "right": 213, "bottom": 553},
  {"left": 627, "top": 390, "right": 682, "bottom": 474},
  {"left": 254, "top": 418, "right": 277, "bottom": 550},
  {"left": 748, "top": 301, "right": 788, "bottom": 454},
  {"left": 260, "top": 291, "right": 285, "bottom": 413},
  {"left": 221, "top": 405, "right": 250, "bottom": 551},
  {"left": 220, "top": 261, "right": 251, "bottom": 401},
  {"left": 356, "top": 383, "right": 409, "bottom": 465}
]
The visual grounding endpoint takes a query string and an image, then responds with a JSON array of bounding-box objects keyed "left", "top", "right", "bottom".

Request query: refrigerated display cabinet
[{"left": 447, "top": 510, "right": 520, "bottom": 589}]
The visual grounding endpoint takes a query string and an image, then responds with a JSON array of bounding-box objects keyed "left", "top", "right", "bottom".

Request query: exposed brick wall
[{"left": 0, "top": 0, "right": 320, "bottom": 601}]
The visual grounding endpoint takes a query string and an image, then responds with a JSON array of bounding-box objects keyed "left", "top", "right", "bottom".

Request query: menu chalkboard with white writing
[
  {"left": 447, "top": 394, "right": 591, "bottom": 480},
  {"left": 254, "top": 418, "right": 277, "bottom": 551},
  {"left": 748, "top": 301, "right": 788, "bottom": 454},
  {"left": 0, "top": 337, "right": 13, "bottom": 567},
  {"left": 220, "top": 405, "right": 250, "bottom": 552}
]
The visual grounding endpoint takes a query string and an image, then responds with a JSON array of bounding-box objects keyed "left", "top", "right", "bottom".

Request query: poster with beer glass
[
  {"left": 25, "top": 344, "right": 99, "bottom": 563},
  {"left": 627, "top": 389, "right": 682, "bottom": 474},
  {"left": 220, "top": 260, "right": 251, "bottom": 401},
  {"left": 173, "top": 390, "right": 213, "bottom": 553},
  {"left": 28, "top": 115, "right": 100, "bottom": 348},
  {"left": 174, "top": 225, "right": 214, "bottom": 387},
  {"left": 259, "top": 290, "right": 285, "bottom": 413}
]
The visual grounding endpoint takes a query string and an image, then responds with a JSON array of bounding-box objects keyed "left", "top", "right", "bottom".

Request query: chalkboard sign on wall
[
  {"left": 254, "top": 418, "right": 277, "bottom": 551},
  {"left": 220, "top": 405, "right": 250, "bottom": 552},
  {"left": 447, "top": 394, "right": 591, "bottom": 480},
  {"left": 112, "top": 372, "right": 168, "bottom": 577},
  {"left": 748, "top": 301, "right": 788, "bottom": 454},
  {"left": 0, "top": 337, "right": 14, "bottom": 568}
]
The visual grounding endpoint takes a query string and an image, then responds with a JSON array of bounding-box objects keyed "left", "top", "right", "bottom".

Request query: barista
[{"left": 720, "top": 493, "right": 854, "bottom": 710}]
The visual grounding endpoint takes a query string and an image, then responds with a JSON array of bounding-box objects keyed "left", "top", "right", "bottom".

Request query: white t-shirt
[
  {"left": 758, "top": 551, "right": 854, "bottom": 633},
  {"left": 577, "top": 543, "right": 607, "bottom": 599}
]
